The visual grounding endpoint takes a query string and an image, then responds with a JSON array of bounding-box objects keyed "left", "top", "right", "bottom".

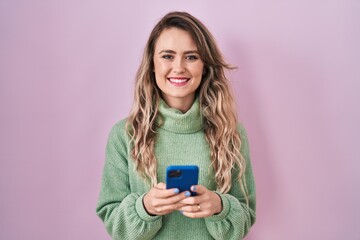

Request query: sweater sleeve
[
  {"left": 204, "top": 124, "right": 256, "bottom": 239},
  {"left": 96, "top": 122, "right": 163, "bottom": 240}
]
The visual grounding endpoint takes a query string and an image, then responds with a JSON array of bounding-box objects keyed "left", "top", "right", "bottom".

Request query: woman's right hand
[{"left": 143, "top": 182, "right": 191, "bottom": 216}]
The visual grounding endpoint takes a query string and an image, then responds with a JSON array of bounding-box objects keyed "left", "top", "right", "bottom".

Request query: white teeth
[{"left": 168, "top": 78, "right": 188, "bottom": 83}]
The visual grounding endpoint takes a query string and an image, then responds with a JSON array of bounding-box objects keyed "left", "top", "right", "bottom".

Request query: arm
[
  {"left": 204, "top": 124, "right": 256, "bottom": 239},
  {"left": 96, "top": 123, "right": 162, "bottom": 240}
]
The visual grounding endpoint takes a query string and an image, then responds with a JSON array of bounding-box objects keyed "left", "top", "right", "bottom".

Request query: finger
[
  {"left": 178, "top": 195, "right": 202, "bottom": 205},
  {"left": 153, "top": 202, "right": 187, "bottom": 214},
  {"left": 190, "top": 185, "right": 207, "bottom": 195},
  {"left": 153, "top": 182, "right": 182, "bottom": 198},
  {"left": 155, "top": 187, "right": 181, "bottom": 198},
  {"left": 144, "top": 190, "right": 187, "bottom": 215},
  {"left": 178, "top": 204, "right": 201, "bottom": 212},
  {"left": 181, "top": 210, "right": 210, "bottom": 219},
  {"left": 155, "top": 191, "right": 191, "bottom": 206}
]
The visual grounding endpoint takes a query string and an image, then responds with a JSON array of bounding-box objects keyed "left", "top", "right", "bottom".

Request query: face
[{"left": 153, "top": 28, "right": 204, "bottom": 112}]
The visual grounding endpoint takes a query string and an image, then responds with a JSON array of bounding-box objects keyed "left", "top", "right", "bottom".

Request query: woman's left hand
[{"left": 177, "top": 185, "right": 223, "bottom": 218}]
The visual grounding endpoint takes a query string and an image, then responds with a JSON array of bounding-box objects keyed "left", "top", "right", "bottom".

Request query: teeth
[{"left": 168, "top": 78, "right": 188, "bottom": 83}]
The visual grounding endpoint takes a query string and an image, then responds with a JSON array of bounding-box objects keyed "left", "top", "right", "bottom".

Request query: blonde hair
[{"left": 126, "top": 11, "right": 248, "bottom": 200}]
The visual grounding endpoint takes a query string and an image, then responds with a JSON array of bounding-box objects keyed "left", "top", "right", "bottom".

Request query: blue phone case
[{"left": 166, "top": 165, "right": 199, "bottom": 196}]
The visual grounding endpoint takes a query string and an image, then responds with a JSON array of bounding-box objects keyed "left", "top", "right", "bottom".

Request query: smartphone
[{"left": 166, "top": 165, "right": 199, "bottom": 196}]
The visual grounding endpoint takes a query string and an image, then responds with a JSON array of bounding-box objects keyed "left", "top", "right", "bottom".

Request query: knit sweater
[{"left": 96, "top": 98, "right": 256, "bottom": 240}]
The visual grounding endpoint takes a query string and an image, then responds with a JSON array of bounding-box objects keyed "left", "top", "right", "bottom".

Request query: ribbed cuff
[
  {"left": 206, "top": 192, "right": 230, "bottom": 221},
  {"left": 135, "top": 193, "right": 161, "bottom": 222}
]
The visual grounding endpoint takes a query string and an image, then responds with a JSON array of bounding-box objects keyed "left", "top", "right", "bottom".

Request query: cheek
[
  {"left": 154, "top": 62, "right": 170, "bottom": 77},
  {"left": 154, "top": 58, "right": 166, "bottom": 69},
  {"left": 154, "top": 63, "right": 168, "bottom": 87},
  {"left": 191, "top": 64, "right": 204, "bottom": 77}
]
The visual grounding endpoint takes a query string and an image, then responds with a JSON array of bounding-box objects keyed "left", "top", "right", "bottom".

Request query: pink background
[{"left": 1, "top": 1, "right": 359, "bottom": 239}]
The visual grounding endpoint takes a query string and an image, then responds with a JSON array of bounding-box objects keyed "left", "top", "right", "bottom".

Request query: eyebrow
[{"left": 158, "top": 50, "right": 200, "bottom": 54}]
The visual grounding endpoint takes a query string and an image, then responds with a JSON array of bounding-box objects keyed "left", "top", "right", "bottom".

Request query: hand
[
  {"left": 178, "top": 185, "right": 223, "bottom": 218},
  {"left": 143, "top": 182, "right": 190, "bottom": 216}
]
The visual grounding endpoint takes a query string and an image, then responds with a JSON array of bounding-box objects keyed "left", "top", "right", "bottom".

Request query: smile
[
  {"left": 167, "top": 77, "right": 190, "bottom": 83},
  {"left": 167, "top": 77, "right": 190, "bottom": 87}
]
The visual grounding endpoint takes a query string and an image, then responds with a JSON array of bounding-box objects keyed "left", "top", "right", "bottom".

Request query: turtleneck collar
[{"left": 156, "top": 97, "right": 203, "bottom": 134}]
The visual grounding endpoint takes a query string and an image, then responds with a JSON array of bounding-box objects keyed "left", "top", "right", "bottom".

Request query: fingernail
[
  {"left": 191, "top": 186, "right": 196, "bottom": 191},
  {"left": 174, "top": 188, "right": 179, "bottom": 194},
  {"left": 185, "top": 191, "right": 191, "bottom": 197}
]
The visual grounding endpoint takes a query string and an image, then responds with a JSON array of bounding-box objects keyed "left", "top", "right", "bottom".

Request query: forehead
[{"left": 155, "top": 28, "right": 198, "bottom": 51}]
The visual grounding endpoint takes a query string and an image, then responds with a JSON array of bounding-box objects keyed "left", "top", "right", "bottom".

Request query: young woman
[{"left": 96, "top": 11, "right": 256, "bottom": 240}]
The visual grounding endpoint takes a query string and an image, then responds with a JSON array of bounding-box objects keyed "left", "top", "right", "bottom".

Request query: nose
[{"left": 172, "top": 58, "right": 185, "bottom": 73}]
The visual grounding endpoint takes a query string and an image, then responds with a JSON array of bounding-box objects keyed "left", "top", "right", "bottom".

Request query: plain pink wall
[{"left": 1, "top": 1, "right": 359, "bottom": 239}]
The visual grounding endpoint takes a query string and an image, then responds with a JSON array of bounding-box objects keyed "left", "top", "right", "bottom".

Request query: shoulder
[
  {"left": 111, "top": 118, "right": 128, "bottom": 132},
  {"left": 236, "top": 122, "right": 249, "bottom": 141},
  {"left": 108, "top": 118, "right": 130, "bottom": 142},
  {"left": 236, "top": 122, "right": 251, "bottom": 158}
]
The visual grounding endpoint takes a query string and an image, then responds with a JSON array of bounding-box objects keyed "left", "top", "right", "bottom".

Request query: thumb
[{"left": 190, "top": 185, "right": 207, "bottom": 194}]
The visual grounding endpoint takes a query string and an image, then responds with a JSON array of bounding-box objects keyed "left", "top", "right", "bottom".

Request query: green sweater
[{"left": 96, "top": 99, "right": 256, "bottom": 240}]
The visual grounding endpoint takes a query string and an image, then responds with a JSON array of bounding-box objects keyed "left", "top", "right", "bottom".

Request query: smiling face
[{"left": 153, "top": 27, "right": 204, "bottom": 112}]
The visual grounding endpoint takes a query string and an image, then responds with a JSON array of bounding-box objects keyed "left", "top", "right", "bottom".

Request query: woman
[{"left": 96, "top": 11, "right": 256, "bottom": 240}]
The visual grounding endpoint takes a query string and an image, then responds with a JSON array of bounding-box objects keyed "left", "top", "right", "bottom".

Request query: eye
[
  {"left": 185, "top": 55, "right": 199, "bottom": 61},
  {"left": 161, "top": 55, "right": 174, "bottom": 60}
]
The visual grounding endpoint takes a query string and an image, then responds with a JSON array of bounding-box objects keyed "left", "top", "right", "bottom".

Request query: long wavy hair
[{"left": 126, "top": 11, "right": 248, "bottom": 200}]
